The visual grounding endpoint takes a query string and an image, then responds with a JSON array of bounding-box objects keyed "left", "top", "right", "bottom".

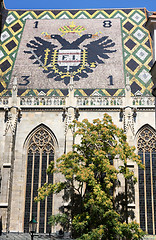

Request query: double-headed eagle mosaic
[{"left": 24, "top": 22, "right": 116, "bottom": 85}]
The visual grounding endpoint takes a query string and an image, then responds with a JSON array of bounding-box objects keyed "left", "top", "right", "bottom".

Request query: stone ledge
[
  {"left": 3, "top": 163, "right": 11, "bottom": 168},
  {"left": 0, "top": 232, "right": 72, "bottom": 239},
  {"left": 0, "top": 203, "right": 8, "bottom": 208},
  {"left": 144, "top": 236, "right": 156, "bottom": 239}
]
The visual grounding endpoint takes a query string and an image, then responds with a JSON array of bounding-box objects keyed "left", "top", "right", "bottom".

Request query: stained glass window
[
  {"left": 24, "top": 127, "right": 54, "bottom": 233},
  {"left": 137, "top": 126, "right": 156, "bottom": 234}
]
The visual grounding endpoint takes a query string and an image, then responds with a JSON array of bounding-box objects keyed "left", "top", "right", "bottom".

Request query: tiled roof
[{"left": 0, "top": 8, "right": 153, "bottom": 97}]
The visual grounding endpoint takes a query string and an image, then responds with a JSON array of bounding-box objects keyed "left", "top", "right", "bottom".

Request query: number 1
[
  {"left": 34, "top": 21, "right": 38, "bottom": 28},
  {"left": 108, "top": 75, "right": 113, "bottom": 85}
]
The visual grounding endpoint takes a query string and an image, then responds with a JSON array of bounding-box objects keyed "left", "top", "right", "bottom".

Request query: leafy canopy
[{"left": 35, "top": 114, "right": 144, "bottom": 240}]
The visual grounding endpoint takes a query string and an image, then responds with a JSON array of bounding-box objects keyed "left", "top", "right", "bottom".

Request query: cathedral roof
[{"left": 0, "top": 8, "right": 153, "bottom": 97}]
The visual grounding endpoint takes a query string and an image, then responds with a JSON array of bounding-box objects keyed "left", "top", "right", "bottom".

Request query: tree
[{"left": 35, "top": 114, "right": 145, "bottom": 240}]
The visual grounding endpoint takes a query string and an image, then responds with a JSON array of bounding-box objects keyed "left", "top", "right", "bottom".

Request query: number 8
[{"left": 103, "top": 20, "right": 112, "bottom": 28}]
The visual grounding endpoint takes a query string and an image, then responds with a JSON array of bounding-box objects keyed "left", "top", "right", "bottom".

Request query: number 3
[{"left": 19, "top": 76, "right": 30, "bottom": 86}]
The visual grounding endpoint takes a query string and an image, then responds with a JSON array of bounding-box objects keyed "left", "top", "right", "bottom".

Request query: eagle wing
[
  {"left": 83, "top": 36, "right": 116, "bottom": 65},
  {"left": 24, "top": 37, "right": 58, "bottom": 69}
]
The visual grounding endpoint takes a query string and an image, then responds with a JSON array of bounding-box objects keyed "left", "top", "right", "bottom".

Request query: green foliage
[
  {"left": 120, "top": 222, "right": 145, "bottom": 240},
  {"left": 49, "top": 214, "right": 69, "bottom": 232},
  {"left": 36, "top": 114, "right": 145, "bottom": 239}
]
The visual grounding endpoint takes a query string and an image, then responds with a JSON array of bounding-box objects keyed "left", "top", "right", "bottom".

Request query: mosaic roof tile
[
  {"left": 127, "top": 58, "right": 139, "bottom": 72},
  {"left": 131, "top": 81, "right": 142, "bottom": 94},
  {"left": 124, "top": 21, "right": 135, "bottom": 31},
  {"left": 0, "top": 8, "right": 153, "bottom": 97},
  {"left": 125, "top": 39, "right": 137, "bottom": 50}
]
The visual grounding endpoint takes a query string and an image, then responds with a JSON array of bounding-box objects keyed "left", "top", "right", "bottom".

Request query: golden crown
[{"left": 58, "top": 21, "right": 86, "bottom": 36}]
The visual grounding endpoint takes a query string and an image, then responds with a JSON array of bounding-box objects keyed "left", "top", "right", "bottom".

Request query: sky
[{"left": 3, "top": 0, "right": 156, "bottom": 12}]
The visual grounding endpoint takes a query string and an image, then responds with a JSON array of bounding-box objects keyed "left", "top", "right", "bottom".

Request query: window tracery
[
  {"left": 137, "top": 126, "right": 156, "bottom": 235},
  {"left": 137, "top": 127, "right": 156, "bottom": 152},
  {"left": 24, "top": 127, "right": 54, "bottom": 233}
]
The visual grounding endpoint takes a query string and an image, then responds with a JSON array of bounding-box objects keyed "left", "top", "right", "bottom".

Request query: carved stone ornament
[
  {"left": 4, "top": 108, "right": 21, "bottom": 136},
  {"left": 137, "top": 126, "right": 156, "bottom": 152},
  {"left": 124, "top": 111, "right": 135, "bottom": 136}
]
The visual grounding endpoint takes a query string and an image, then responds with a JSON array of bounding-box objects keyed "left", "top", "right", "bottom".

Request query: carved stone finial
[
  {"left": 13, "top": 77, "right": 17, "bottom": 91},
  {"left": 12, "top": 77, "right": 18, "bottom": 105},
  {"left": 125, "top": 73, "right": 131, "bottom": 91},
  {"left": 69, "top": 75, "right": 74, "bottom": 91}
]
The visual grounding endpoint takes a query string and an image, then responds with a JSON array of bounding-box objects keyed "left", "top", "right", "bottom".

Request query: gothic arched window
[
  {"left": 24, "top": 126, "right": 55, "bottom": 233},
  {"left": 137, "top": 125, "right": 156, "bottom": 235}
]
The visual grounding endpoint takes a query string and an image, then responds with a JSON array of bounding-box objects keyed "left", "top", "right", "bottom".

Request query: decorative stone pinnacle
[
  {"left": 125, "top": 73, "right": 131, "bottom": 91},
  {"left": 69, "top": 75, "right": 74, "bottom": 91},
  {"left": 13, "top": 77, "right": 17, "bottom": 87},
  {"left": 12, "top": 77, "right": 18, "bottom": 106}
]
